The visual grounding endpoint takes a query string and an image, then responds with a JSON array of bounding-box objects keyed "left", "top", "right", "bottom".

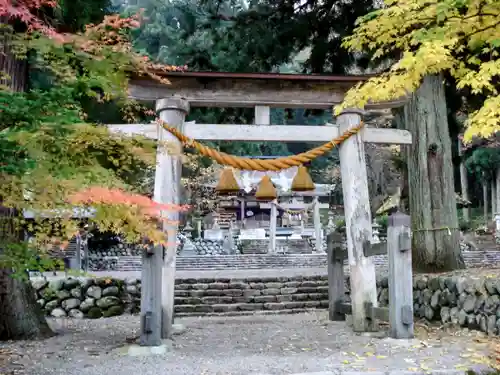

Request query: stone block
[
  {"left": 304, "top": 301, "right": 321, "bottom": 308},
  {"left": 192, "top": 283, "right": 209, "bottom": 290},
  {"left": 297, "top": 287, "right": 318, "bottom": 294},
  {"left": 190, "top": 290, "right": 206, "bottom": 298},
  {"left": 308, "top": 293, "right": 325, "bottom": 300},
  {"left": 176, "top": 283, "right": 192, "bottom": 290},
  {"left": 213, "top": 304, "right": 239, "bottom": 313},
  {"left": 228, "top": 282, "right": 249, "bottom": 289},
  {"left": 249, "top": 283, "right": 266, "bottom": 290},
  {"left": 175, "top": 297, "right": 202, "bottom": 305},
  {"left": 203, "top": 289, "right": 226, "bottom": 296},
  {"left": 208, "top": 282, "right": 228, "bottom": 290},
  {"left": 254, "top": 295, "right": 277, "bottom": 303},
  {"left": 238, "top": 303, "right": 264, "bottom": 311},
  {"left": 300, "top": 281, "right": 319, "bottom": 288},
  {"left": 222, "top": 289, "right": 244, "bottom": 297},
  {"left": 201, "top": 296, "right": 233, "bottom": 304},
  {"left": 280, "top": 287, "right": 298, "bottom": 295},
  {"left": 261, "top": 288, "right": 281, "bottom": 295},
  {"left": 276, "top": 295, "right": 292, "bottom": 302},
  {"left": 174, "top": 304, "right": 196, "bottom": 313},
  {"left": 291, "top": 294, "right": 310, "bottom": 301},
  {"left": 233, "top": 296, "right": 252, "bottom": 303},
  {"left": 243, "top": 289, "right": 261, "bottom": 297},
  {"left": 265, "top": 282, "right": 284, "bottom": 289},
  {"left": 264, "top": 303, "right": 286, "bottom": 310},
  {"left": 283, "top": 301, "right": 305, "bottom": 309}
]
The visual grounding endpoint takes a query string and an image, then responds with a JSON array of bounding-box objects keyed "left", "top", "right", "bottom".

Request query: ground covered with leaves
[{"left": 0, "top": 311, "right": 497, "bottom": 375}]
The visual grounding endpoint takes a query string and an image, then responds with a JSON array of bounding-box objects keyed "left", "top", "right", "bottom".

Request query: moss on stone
[
  {"left": 86, "top": 307, "right": 103, "bottom": 319},
  {"left": 102, "top": 305, "right": 124, "bottom": 318}
]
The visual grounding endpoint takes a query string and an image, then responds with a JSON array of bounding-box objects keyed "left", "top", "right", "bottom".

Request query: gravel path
[{"left": 1, "top": 312, "right": 494, "bottom": 375}]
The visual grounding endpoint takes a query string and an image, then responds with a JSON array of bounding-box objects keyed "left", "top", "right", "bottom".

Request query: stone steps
[
  {"left": 106, "top": 249, "right": 500, "bottom": 272},
  {"left": 116, "top": 254, "right": 330, "bottom": 271},
  {"left": 175, "top": 307, "right": 325, "bottom": 318}
]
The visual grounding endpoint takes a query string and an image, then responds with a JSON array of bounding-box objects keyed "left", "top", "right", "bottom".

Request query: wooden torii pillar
[{"left": 110, "top": 71, "right": 410, "bottom": 340}]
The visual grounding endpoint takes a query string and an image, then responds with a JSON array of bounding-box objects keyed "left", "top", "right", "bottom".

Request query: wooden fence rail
[{"left": 327, "top": 212, "right": 414, "bottom": 339}]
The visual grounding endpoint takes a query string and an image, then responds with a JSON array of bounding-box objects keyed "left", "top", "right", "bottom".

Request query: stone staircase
[
  {"left": 111, "top": 249, "right": 500, "bottom": 272},
  {"left": 116, "top": 254, "right": 329, "bottom": 271}
]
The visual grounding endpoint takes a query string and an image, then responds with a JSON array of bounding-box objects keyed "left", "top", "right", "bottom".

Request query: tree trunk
[
  {"left": 403, "top": 75, "right": 464, "bottom": 272},
  {"left": 0, "top": 269, "right": 54, "bottom": 340},
  {"left": 0, "top": 21, "right": 54, "bottom": 340}
]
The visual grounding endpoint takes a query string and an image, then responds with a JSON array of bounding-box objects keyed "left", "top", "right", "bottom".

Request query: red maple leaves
[
  {"left": 0, "top": 0, "right": 62, "bottom": 40},
  {"left": 69, "top": 187, "right": 190, "bottom": 221}
]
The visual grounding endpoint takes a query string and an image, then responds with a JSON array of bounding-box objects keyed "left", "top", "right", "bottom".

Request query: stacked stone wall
[{"left": 32, "top": 273, "right": 500, "bottom": 335}]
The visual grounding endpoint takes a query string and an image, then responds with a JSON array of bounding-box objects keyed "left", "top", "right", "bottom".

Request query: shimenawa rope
[{"left": 159, "top": 120, "right": 365, "bottom": 172}]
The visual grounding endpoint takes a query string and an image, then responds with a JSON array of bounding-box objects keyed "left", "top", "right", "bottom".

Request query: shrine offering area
[{"left": 32, "top": 270, "right": 500, "bottom": 336}]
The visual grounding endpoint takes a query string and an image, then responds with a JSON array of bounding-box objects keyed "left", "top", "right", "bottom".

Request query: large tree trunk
[
  {"left": 403, "top": 75, "right": 464, "bottom": 272},
  {"left": 0, "top": 21, "right": 54, "bottom": 340},
  {"left": 0, "top": 269, "right": 55, "bottom": 340}
]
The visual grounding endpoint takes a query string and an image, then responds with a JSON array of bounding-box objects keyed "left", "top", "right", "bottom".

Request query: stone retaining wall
[{"left": 32, "top": 273, "right": 500, "bottom": 335}]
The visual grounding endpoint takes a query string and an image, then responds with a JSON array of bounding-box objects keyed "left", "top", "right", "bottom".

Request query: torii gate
[{"left": 110, "top": 71, "right": 410, "bottom": 346}]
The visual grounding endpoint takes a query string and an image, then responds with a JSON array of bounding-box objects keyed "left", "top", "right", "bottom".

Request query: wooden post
[
  {"left": 313, "top": 196, "right": 322, "bottom": 252},
  {"left": 75, "top": 234, "right": 81, "bottom": 271},
  {"left": 140, "top": 244, "right": 163, "bottom": 346},
  {"left": 335, "top": 109, "right": 378, "bottom": 332},
  {"left": 458, "top": 140, "right": 470, "bottom": 222},
  {"left": 492, "top": 180, "right": 497, "bottom": 220},
  {"left": 155, "top": 97, "right": 189, "bottom": 339},
  {"left": 483, "top": 174, "right": 488, "bottom": 226},
  {"left": 327, "top": 232, "right": 345, "bottom": 321},
  {"left": 387, "top": 212, "right": 414, "bottom": 339},
  {"left": 496, "top": 168, "right": 500, "bottom": 215},
  {"left": 269, "top": 199, "right": 277, "bottom": 253},
  {"left": 255, "top": 105, "right": 270, "bottom": 125}
]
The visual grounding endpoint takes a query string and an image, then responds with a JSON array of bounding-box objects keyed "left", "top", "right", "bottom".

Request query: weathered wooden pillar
[
  {"left": 335, "top": 109, "right": 378, "bottom": 332},
  {"left": 496, "top": 168, "right": 500, "bottom": 215},
  {"left": 75, "top": 234, "right": 81, "bottom": 271},
  {"left": 492, "top": 180, "right": 497, "bottom": 220},
  {"left": 140, "top": 243, "right": 163, "bottom": 346},
  {"left": 313, "top": 196, "right": 322, "bottom": 252},
  {"left": 269, "top": 199, "right": 277, "bottom": 253},
  {"left": 327, "top": 232, "right": 345, "bottom": 321},
  {"left": 458, "top": 140, "right": 470, "bottom": 222},
  {"left": 387, "top": 212, "right": 414, "bottom": 339},
  {"left": 483, "top": 173, "right": 488, "bottom": 226},
  {"left": 155, "top": 97, "right": 189, "bottom": 339}
]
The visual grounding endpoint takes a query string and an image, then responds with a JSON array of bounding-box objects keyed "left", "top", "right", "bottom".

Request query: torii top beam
[{"left": 129, "top": 71, "right": 406, "bottom": 110}]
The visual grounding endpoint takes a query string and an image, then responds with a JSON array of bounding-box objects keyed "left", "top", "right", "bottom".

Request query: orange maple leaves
[
  {"left": 69, "top": 186, "right": 190, "bottom": 222},
  {"left": 0, "top": 0, "right": 62, "bottom": 40}
]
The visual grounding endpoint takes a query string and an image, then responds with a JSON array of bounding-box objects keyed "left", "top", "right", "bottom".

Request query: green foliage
[
  {"left": 459, "top": 219, "right": 472, "bottom": 232},
  {"left": 0, "top": 242, "right": 62, "bottom": 281},
  {"left": 464, "top": 147, "right": 500, "bottom": 180},
  {"left": 53, "top": 0, "right": 113, "bottom": 33},
  {"left": 117, "top": 0, "right": 373, "bottom": 184},
  {"left": 375, "top": 214, "right": 388, "bottom": 231}
]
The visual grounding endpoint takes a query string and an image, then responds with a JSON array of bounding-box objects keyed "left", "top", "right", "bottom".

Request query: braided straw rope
[{"left": 160, "top": 120, "right": 364, "bottom": 172}]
